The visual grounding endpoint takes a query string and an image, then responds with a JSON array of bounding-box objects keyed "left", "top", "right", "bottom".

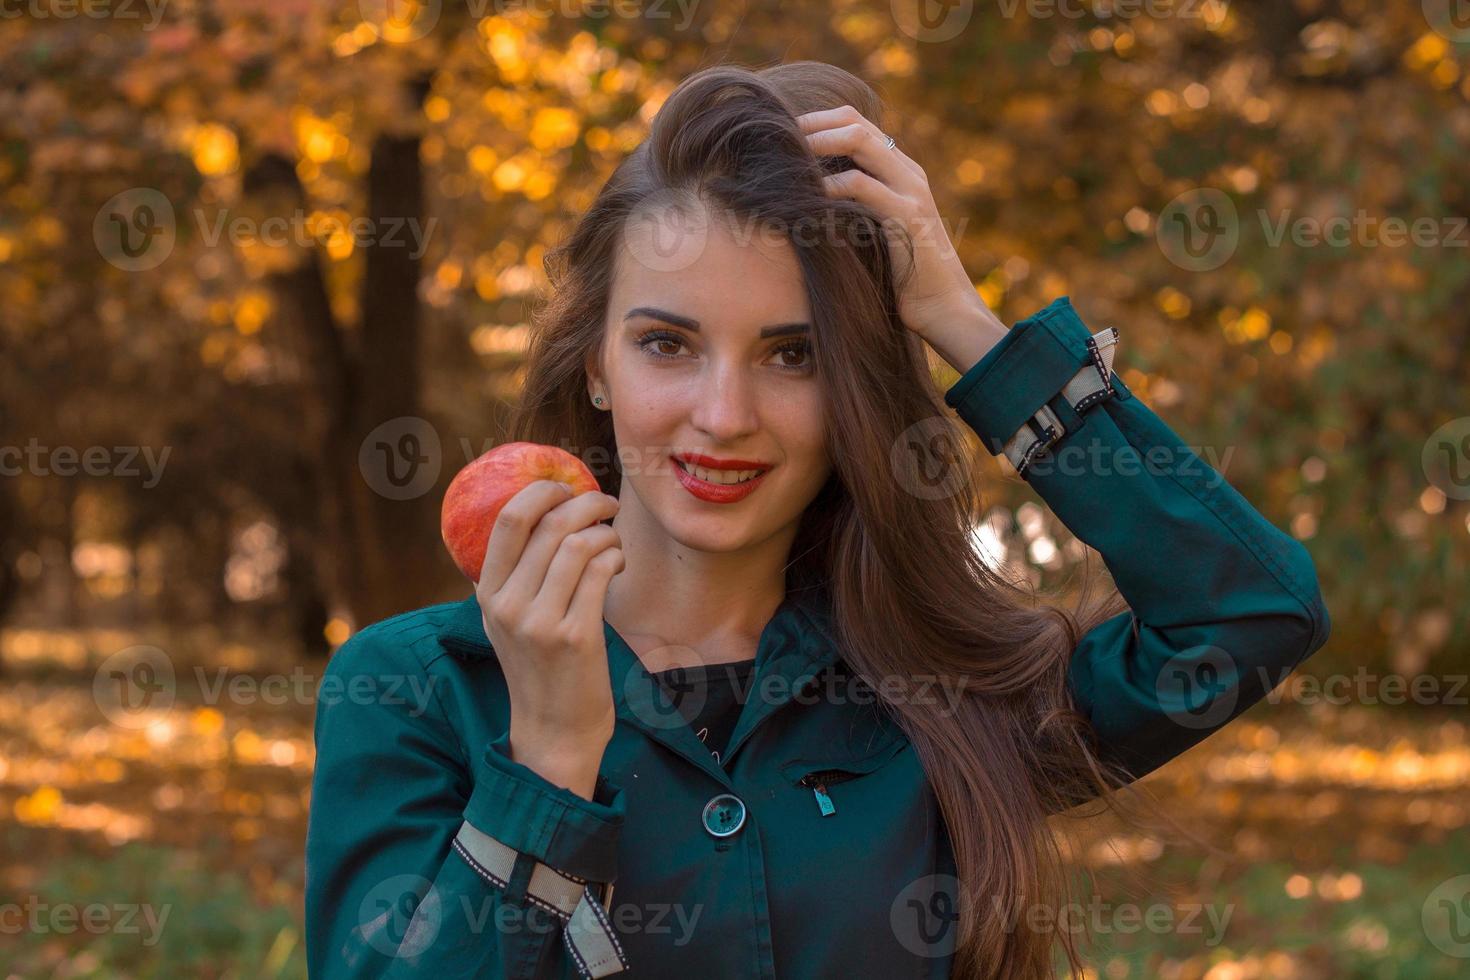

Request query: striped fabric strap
[
  {"left": 452, "top": 821, "right": 629, "bottom": 978},
  {"left": 1001, "top": 326, "right": 1120, "bottom": 475}
]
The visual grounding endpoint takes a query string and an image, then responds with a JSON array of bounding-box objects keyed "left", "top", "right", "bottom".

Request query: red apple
[{"left": 441, "top": 442, "right": 601, "bottom": 582}]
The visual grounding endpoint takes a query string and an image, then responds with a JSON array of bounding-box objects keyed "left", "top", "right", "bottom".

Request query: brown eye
[
  {"left": 771, "top": 340, "right": 813, "bottom": 371},
  {"left": 637, "top": 330, "right": 689, "bottom": 360}
]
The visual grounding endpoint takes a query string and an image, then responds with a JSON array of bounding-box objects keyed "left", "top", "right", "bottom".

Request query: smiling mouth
[{"left": 671, "top": 458, "right": 767, "bottom": 485}]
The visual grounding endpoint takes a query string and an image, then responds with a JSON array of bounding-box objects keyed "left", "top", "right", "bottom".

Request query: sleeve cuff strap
[
  {"left": 943, "top": 296, "right": 1100, "bottom": 450},
  {"left": 451, "top": 821, "right": 631, "bottom": 977},
  {"left": 463, "top": 731, "right": 625, "bottom": 883}
]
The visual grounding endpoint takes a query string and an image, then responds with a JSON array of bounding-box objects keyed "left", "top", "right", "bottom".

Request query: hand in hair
[{"left": 796, "top": 104, "right": 1006, "bottom": 357}]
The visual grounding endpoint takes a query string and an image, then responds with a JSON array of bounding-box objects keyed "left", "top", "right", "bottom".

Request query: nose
[{"left": 688, "top": 360, "right": 760, "bottom": 444}]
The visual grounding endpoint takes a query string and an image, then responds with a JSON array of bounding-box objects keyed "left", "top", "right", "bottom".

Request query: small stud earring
[{"left": 593, "top": 394, "right": 606, "bottom": 407}]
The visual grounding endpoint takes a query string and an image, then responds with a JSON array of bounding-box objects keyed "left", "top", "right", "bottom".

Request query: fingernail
[{"left": 558, "top": 481, "right": 573, "bottom": 493}]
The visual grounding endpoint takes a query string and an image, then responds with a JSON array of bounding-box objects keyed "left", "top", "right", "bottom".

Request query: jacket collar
[{"left": 436, "top": 586, "right": 843, "bottom": 784}]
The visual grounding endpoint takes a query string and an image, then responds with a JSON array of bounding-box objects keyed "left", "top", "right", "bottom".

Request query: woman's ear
[{"left": 584, "top": 352, "right": 606, "bottom": 407}]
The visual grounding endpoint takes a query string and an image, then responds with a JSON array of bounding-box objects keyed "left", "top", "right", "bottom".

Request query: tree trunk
[{"left": 246, "top": 73, "right": 446, "bottom": 632}]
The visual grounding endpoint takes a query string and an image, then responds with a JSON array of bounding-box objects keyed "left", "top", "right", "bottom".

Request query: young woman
[{"left": 305, "top": 61, "right": 1330, "bottom": 980}]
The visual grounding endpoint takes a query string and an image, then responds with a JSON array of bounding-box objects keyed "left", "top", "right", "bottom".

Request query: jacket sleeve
[
  {"left": 943, "top": 296, "right": 1332, "bottom": 792},
  {"left": 305, "top": 624, "right": 630, "bottom": 979}
]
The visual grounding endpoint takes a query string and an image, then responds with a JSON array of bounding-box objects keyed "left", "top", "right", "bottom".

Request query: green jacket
[{"left": 305, "top": 297, "right": 1331, "bottom": 978}]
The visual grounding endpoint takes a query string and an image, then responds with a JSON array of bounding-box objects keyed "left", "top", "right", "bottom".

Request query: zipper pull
[{"left": 811, "top": 781, "right": 836, "bottom": 816}]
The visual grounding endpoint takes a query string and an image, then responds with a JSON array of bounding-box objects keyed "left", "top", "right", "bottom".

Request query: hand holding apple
[
  {"left": 441, "top": 442, "right": 602, "bottom": 583},
  {"left": 441, "top": 443, "right": 624, "bottom": 797}
]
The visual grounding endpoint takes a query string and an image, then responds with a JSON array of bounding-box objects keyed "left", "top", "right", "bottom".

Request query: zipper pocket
[
  {"left": 786, "top": 731, "right": 909, "bottom": 817},
  {"left": 796, "top": 768, "right": 866, "bottom": 816}
]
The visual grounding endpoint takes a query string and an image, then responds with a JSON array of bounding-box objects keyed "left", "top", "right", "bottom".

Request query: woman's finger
[
  {"left": 536, "top": 522, "right": 621, "bottom": 622},
  {"left": 477, "top": 481, "right": 569, "bottom": 599},
  {"left": 565, "top": 546, "right": 625, "bottom": 637},
  {"left": 821, "top": 167, "right": 906, "bottom": 216},
  {"left": 795, "top": 106, "right": 925, "bottom": 180},
  {"left": 491, "top": 490, "right": 617, "bottom": 616},
  {"left": 804, "top": 122, "right": 921, "bottom": 189}
]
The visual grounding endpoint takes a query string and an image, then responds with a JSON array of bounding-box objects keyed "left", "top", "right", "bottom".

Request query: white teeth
[{"left": 675, "top": 460, "right": 762, "bottom": 485}]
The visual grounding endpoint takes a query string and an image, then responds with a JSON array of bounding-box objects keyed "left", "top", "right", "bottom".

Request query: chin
[
  {"left": 646, "top": 485, "right": 786, "bottom": 552},
  {"left": 661, "top": 509, "right": 766, "bottom": 554}
]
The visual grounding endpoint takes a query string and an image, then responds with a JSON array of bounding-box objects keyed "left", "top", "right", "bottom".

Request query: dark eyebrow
[{"left": 623, "top": 307, "right": 809, "bottom": 339}]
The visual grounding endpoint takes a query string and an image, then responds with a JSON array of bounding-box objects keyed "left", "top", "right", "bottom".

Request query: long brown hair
[{"left": 509, "top": 59, "right": 1186, "bottom": 980}]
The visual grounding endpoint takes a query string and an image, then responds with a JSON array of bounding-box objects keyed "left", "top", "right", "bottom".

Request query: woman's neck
[{"left": 600, "top": 498, "right": 796, "bottom": 672}]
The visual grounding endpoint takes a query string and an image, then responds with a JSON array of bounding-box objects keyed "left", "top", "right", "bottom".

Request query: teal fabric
[{"left": 305, "top": 296, "right": 1330, "bottom": 978}]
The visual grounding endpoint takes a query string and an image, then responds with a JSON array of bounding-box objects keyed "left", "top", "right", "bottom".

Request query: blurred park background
[{"left": 2, "top": 0, "right": 1469, "bottom": 976}]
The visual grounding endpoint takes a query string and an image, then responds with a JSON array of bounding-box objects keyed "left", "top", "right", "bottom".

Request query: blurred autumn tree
[{"left": 0, "top": 0, "right": 1464, "bottom": 671}]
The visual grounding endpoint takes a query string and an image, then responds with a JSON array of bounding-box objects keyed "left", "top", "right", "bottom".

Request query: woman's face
[{"left": 590, "top": 206, "right": 832, "bottom": 554}]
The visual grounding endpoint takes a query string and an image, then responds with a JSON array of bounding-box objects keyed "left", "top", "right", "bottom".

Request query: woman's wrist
[
  {"left": 917, "top": 295, "right": 1010, "bottom": 376},
  {"left": 508, "top": 728, "right": 609, "bottom": 801}
]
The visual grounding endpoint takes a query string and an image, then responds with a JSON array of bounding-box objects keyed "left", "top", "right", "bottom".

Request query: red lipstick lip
[
  {"left": 671, "top": 452, "right": 772, "bottom": 471},
  {"left": 671, "top": 457, "right": 769, "bottom": 503}
]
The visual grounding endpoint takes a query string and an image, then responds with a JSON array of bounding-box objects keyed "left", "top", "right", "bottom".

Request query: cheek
[
  {"left": 611, "top": 390, "right": 689, "bottom": 460},
  {"left": 770, "top": 394, "right": 829, "bottom": 470}
]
